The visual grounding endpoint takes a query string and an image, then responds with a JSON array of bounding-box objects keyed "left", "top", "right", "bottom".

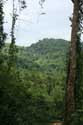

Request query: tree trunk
[
  {"left": 0, "top": 1, "right": 4, "bottom": 49},
  {"left": 64, "top": 0, "right": 79, "bottom": 125}
]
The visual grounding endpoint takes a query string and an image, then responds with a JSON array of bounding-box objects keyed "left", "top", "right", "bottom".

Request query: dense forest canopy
[{"left": 0, "top": 38, "right": 83, "bottom": 124}]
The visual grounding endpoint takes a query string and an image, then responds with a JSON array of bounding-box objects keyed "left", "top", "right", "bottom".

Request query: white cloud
[{"left": 4, "top": 0, "right": 73, "bottom": 46}]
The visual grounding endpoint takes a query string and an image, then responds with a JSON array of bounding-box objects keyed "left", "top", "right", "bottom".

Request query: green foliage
[{"left": 0, "top": 38, "right": 83, "bottom": 124}]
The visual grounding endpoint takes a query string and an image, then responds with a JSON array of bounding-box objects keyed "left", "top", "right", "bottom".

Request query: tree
[
  {"left": 0, "top": 0, "right": 7, "bottom": 67},
  {"left": 64, "top": 0, "right": 83, "bottom": 125},
  {"left": 8, "top": 0, "right": 17, "bottom": 71},
  {"left": 0, "top": 1, "right": 6, "bottom": 50},
  {"left": 8, "top": 0, "right": 26, "bottom": 71}
]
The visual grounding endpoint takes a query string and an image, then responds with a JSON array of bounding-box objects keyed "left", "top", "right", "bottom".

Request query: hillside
[
  {"left": 0, "top": 38, "right": 83, "bottom": 124},
  {"left": 2, "top": 38, "right": 83, "bottom": 100},
  {"left": 16, "top": 39, "right": 70, "bottom": 99},
  {"left": 17, "top": 39, "right": 69, "bottom": 72}
]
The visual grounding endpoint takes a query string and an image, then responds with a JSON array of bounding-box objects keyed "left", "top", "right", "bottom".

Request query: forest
[{"left": 0, "top": 0, "right": 83, "bottom": 125}]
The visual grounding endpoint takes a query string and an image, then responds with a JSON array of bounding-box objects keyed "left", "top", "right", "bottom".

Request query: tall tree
[
  {"left": 0, "top": 1, "right": 6, "bottom": 50},
  {"left": 8, "top": 0, "right": 26, "bottom": 71},
  {"left": 8, "top": 0, "right": 17, "bottom": 71},
  {"left": 0, "top": 0, "right": 6, "bottom": 66},
  {"left": 64, "top": 0, "right": 83, "bottom": 125}
]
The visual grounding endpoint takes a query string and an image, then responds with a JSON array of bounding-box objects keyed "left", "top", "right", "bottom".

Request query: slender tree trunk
[
  {"left": 8, "top": 0, "right": 16, "bottom": 72},
  {"left": 0, "top": 1, "right": 4, "bottom": 49},
  {"left": 64, "top": 0, "right": 79, "bottom": 125}
]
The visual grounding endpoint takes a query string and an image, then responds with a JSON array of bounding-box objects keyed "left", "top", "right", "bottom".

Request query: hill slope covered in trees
[{"left": 0, "top": 38, "right": 83, "bottom": 124}]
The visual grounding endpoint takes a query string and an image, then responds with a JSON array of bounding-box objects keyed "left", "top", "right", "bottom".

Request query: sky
[{"left": 4, "top": 0, "right": 73, "bottom": 46}]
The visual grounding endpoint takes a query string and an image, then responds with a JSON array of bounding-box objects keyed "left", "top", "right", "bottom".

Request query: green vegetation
[{"left": 0, "top": 38, "right": 83, "bottom": 124}]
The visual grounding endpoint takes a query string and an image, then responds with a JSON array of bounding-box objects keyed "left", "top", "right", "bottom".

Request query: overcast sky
[{"left": 4, "top": 0, "right": 73, "bottom": 46}]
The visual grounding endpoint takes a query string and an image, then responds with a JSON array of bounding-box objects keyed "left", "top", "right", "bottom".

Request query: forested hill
[
  {"left": 0, "top": 38, "right": 83, "bottom": 124},
  {"left": 17, "top": 39, "right": 69, "bottom": 72}
]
